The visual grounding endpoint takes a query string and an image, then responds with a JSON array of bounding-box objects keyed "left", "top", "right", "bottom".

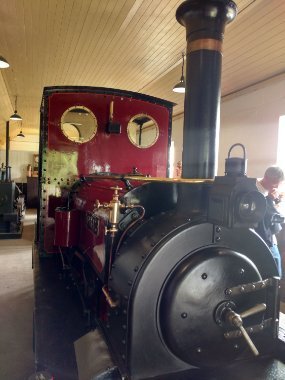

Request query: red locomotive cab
[{"left": 37, "top": 87, "right": 174, "bottom": 260}]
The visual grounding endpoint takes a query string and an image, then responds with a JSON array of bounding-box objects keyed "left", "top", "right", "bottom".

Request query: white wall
[
  {"left": 171, "top": 74, "right": 285, "bottom": 178},
  {"left": 0, "top": 150, "right": 36, "bottom": 183},
  {"left": 171, "top": 114, "right": 184, "bottom": 167},
  {"left": 219, "top": 75, "right": 285, "bottom": 177}
]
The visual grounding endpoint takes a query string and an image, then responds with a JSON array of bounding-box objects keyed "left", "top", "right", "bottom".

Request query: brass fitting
[
  {"left": 104, "top": 186, "right": 123, "bottom": 235},
  {"left": 102, "top": 285, "right": 118, "bottom": 308},
  {"left": 93, "top": 186, "right": 141, "bottom": 237},
  {"left": 93, "top": 186, "right": 124, "bottom": 236}
]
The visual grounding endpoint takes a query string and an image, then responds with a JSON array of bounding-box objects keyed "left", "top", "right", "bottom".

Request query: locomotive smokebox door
[{"left": 159, "top": 247, "right": 266, "bottom": 367}]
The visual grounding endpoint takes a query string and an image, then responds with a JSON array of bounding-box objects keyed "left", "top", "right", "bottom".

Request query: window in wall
[{"left": 277, "top": 115, "right": 285, "bottom": 168}]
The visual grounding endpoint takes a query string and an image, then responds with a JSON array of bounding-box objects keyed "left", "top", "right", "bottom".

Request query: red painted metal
[
  {"left": 54, "top": 208, "right": 80, "bottom": 247},
  {"left": 48, "top": 92, "right": 170, "bottom": 177},
  {"left": 38, "top": 87, "right": 173, "bottom": 257},
  {"left": 73, "top": 178, "right": 131, "bottom": 272}
]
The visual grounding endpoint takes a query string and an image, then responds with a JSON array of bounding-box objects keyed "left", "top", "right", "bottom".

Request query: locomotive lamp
[{"left": 208, "top": 144, "right": 266, "bottom": 228}]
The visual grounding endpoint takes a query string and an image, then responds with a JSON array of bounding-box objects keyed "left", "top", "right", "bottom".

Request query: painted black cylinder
[{"left": 176, "top": 0, "right": 237, "bottom": 179}]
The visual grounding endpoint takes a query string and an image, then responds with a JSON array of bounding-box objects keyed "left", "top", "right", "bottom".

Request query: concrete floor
[{"left": 0, "top": 210, "right": 35, "bottom": 380}]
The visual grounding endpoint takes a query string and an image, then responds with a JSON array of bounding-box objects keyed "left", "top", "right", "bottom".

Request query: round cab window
[
  {"left": 127, "top": 114, "right": 159, "bottom": 148},
  {"left": 61, "top": 106, "right": 98, "bottom": 144}
]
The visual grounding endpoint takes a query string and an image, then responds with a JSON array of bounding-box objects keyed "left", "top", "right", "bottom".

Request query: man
[{"left": 256, "top": 166, "right": 284, "bottom": 277}]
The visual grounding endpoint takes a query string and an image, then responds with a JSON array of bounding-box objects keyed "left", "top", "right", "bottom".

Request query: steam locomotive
[{"left": 35, "top": 0, "right": 285, "bottom": 379}]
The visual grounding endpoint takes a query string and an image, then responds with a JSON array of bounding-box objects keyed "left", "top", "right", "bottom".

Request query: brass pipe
[
  {"left": 84, "top": 174, "right": 214, "bottom": 184},
  {"left": 102, "top": 285, "right": 118, "bottom": 308}
]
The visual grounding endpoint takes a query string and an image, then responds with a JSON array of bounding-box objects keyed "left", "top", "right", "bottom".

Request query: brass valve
[
  {"left": 107, "top": 186, "right": 123, "bottom": 235},
  {"left": 102, "top": 285, "right": 118, "bottom": 308},
  {"left": 93, "top": 185, "right": 141, "bottom": 237},
  {"left": 94, "top": 186, "right": 124, "bottom": 236}
]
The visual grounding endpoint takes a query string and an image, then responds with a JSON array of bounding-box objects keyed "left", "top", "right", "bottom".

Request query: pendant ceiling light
[
  {"left": 16, "top": 120, "right": 25, "bottom": 138},
  {"left": 17, "top": 129, "right": 25, "bottom": 138},
  {"left": 10, "top": 96, "right": 22, "bottom": 121},
  {"left": 173, "top": 52, "right": 186, "bottom": 93},
  {"left": 0, "top": 56, "right": 9, "bottom": 69}
]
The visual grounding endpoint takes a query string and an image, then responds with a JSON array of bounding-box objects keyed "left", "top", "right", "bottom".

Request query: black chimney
[{"left": 176, "top": 0, "right": 237, "bottom": 179}]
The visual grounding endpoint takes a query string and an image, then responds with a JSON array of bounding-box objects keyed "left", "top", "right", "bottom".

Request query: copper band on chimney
[{"left": 187, "top": 39, "right": 223, "bottom": 54}]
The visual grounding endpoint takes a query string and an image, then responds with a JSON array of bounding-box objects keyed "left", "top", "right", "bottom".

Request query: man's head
[{"left": 262, "top": 166, "right": 284, "bottom": 192}]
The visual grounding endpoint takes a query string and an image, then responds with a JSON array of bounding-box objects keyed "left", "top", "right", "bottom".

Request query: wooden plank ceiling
[{"left": 0, "top": 0, "right": 284, "bottom": 150}]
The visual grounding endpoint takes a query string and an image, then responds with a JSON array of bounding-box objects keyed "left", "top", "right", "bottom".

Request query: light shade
[
  {"left": 10, "top": 112, "right": 22, "bottom": 121},
  {"left": 173, "top": 52, "right": 186, "bottom": 93},
  {"left": 173, "top": 77, "right": 185, "bottom": 93},
  {"left": 10, "top": 95, "right": 22, "bottom": 120},
  {"left": 17, "top": 130, "right": 25, "bottom": 138},
  {"left": 0, "top": 56, "right": 9, "bottom": 69}
]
